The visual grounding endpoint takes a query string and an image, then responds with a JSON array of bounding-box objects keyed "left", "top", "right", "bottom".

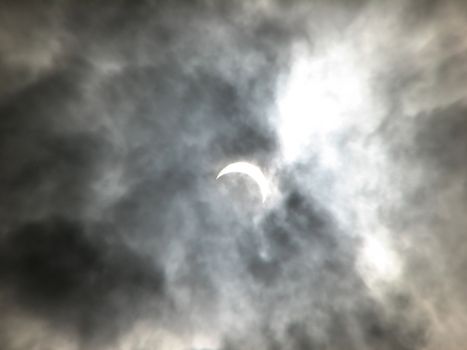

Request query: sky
[{"left": 1, "top": 0, "right": 467, "bottom": 349}]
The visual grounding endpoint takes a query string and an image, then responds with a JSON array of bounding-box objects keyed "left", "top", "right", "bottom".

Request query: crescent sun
[{"left": 216, "top": 162, "right": 270, "bottom": 202}]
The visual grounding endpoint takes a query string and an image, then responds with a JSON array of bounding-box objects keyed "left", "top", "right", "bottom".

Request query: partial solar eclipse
[{"left": 216, "top": 162, "right": 270, "bottom": 203}]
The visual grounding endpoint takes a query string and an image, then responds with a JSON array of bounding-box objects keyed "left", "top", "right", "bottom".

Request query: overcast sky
[{"left": 1, "top": 1, "right": 467, "bottom": 349}]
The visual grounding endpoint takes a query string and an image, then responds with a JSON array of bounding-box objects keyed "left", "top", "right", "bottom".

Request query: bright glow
[
  {"left": 276, "top": 43, "right": 372, "bottom": 165},
  {"left": 190, "top": 333, "right": 220, "bottom": 350},
  {"left": 216, "top": 162, "right": 270, "bottom": 202},
  {"left": 358, "top": 236, "right": 401, "bottom": 286},
  {"left": 276, "top": 41, "right": 402, "bottom": 288}
]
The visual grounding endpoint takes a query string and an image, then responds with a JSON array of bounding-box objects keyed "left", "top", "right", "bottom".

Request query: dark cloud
[
  {"left": 0, "top": 217, "right": 166, "bottom": 345},
  {"left": 414, "top": 103, "right": 467, "bottom": 173},
  {"left": 1, "top": 0, "right": 467, "bottom": 349},
  {"left": 0, "top": 62, "right": 103, "bottom": 224}
]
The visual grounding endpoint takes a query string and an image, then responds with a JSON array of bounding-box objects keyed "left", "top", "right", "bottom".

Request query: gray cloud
[
  {"left": 0, "top": 217, "right": 166, "bottom": 347},
  {"left": 1, "top": 0, "right": 467, "bottom": 349}
]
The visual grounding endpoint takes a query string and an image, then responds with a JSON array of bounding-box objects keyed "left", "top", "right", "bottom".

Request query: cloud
[
  {"left": 0, "top": 216, "right": 166, "bottom": 347},
  {"left": 1, "top": 0, "right": 467, "bottom": 349}
]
